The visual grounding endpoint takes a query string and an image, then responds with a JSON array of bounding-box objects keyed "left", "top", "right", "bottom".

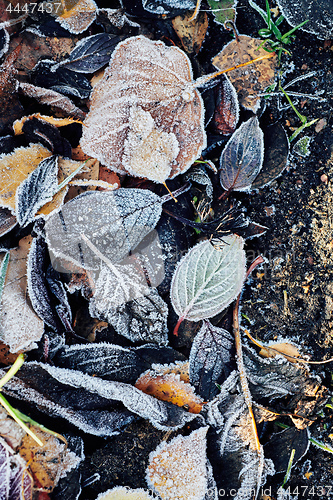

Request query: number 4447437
[
  {"left": 6, "top": 3, "right": 62, "bottom": 13},
  {"left": 277, "top": 485, "right": 332, "bottom": 497}
]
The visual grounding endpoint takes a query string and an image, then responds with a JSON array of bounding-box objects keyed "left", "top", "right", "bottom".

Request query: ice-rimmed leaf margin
[{"left": 170, "top": 235, "right": 246, "bottom": 332}]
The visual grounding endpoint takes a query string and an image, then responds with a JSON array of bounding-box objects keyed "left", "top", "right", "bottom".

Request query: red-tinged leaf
[
  {"left": 212, "top": 75, "right": 239, "bottom": 135},
  {"left": 219, "top": 116, "right": 264, "bottom": 192}
]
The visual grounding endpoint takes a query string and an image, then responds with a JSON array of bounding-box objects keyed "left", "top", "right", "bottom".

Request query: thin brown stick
[{"left": 188, "top": 0, "right": 202, "bottom": 21}]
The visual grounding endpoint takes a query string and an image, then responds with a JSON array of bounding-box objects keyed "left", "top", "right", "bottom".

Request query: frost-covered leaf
[
  {"left": 0, "top": 436, "right": 33, "bottom": 500},
  {"left": 244, "top": 348, "right": 328, "bottom": 429},
  {"left": 59, "top": 33, "right": 126, "bottom": 73},
  {"left": 0, "top": 237, "right": 44, "bottom": 353},
  {"left": 172, "top": 11, "right": 208, "bottom": 54},
  {"left": 276, "top": 0, "right": 333, "bottom": 39},
  {"left": 96, "top": 487, "right": 154, "bottom": 499},
  {"left": 1, "top": 363, "right": 196, "bottom": 433},
  {"left": 212, "top": 35, "right": 277, "bottom": 112},
  {"left": 16, "top": 156, "right": 58, "bottom": 227},
  {"left": 219, "top": 117, "right": 264, "bottom": 192},
  {"left": 0, "top": 407, "right": 26, "bottom": 449},
  {"left": 0, "top": 144, "right": 52, "bottom": 213},
  {"left": 55, "top": 0, "right": 97, "bottom": 34},
  {"left": 146, "top": 427, "right": 209, "bottom": 500},
  {"left": 0, "top": 208, "right": 17, "bottom": 237},
  {"left": 56, "top": 343, "right": 185, "bottom": 383},
  {"left": 20, "top": 116, "right": 72, "bottom": 158},
  {"left": 212, "top": 75, "right": 239, "bottom": 135},
  {"left": 293, "top": 135, "right": 311, "bottom": 157},
  {"left": 252, "top": 123, "right": 289, "bottom": 189},
  {"left": 171, "top": 236, "right": 246, "bottom": 323},
  {"left": 142, "top": 0, "right": 196, "bottom": 15},
  {"left": 189, "top": 319, "right": 234, "bottom": 400},
  {"left": 184, "top": 165, "right": 213, "bottom": 204},
  {"left": 32, "top": 60, "right": 92, "bottom": 99},
  {"left": 135, "top": 367, "right": 204, "bottom": 413},
  {"left": 19, "top": 82, "right": 86, "bottom": 121},
  {"left": 28, "top": 236, "right": 69, "bottom": 332},
  {"left": 90, "top": 287, "right": 169, "bottom": 344},
  {"left": 45, "top": 188, "right": 165, "bottom": 271},
  {"left": 80, "top": 35, "right": 206, "bottom": 183},
  {"left": 0, "top": 47, "right": 24, "bottom": 135},
  {"left": 207, "top": 0, "right": 237, "bottom": 26},
  {"left": 13, "top": 115, "right": 81, "bottom": 136},
  {"left": 18, "top": 428, "right": 82, "bottom": 492}
]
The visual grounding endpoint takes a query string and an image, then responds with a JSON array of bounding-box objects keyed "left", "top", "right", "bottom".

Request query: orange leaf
[{"left": 135, "top": 370, "right": 203, "bottom": 413}]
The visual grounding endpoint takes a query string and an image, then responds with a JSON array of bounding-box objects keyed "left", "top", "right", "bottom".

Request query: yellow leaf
[
  {"left": 13, "top": 114, "right": 82, "bottom": 135},
  {"left": 0, "top": 144, "right": 51, "bottom": 212},
  {"left": 172, "top": 11, "right": 208, "bottom": 54},
  {"left": 55, "top": 0, "right": 97, "bottom": 34},
  {"left": 259, "top": 342, "right": 301, "bottom": 363}
]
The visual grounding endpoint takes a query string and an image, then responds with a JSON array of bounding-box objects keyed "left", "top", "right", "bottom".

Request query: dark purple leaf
[
  {"left": 0, "top": 207, "right": 17, "bottom": 238},
  {"left": 264, "top": 427, "right": 309, "bottom": 473},
  {"left": 189, "top": 319, "right": 234, "bottom": 400},
  {"left": 22, "top": 116, "right": 72, "bottom": 158},
  {"left": 219, "top": 116, "right": 264, "bottom": 191},
  {"left": 60, "top": 33, "right": 127, "bottom": 73}
]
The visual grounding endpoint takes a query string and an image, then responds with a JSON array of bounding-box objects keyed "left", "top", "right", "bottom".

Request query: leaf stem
[{"left": 173, "top": 316, "right": 184, "bottom": 336}]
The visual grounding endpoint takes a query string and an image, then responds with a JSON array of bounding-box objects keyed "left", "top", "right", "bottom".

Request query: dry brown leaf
[
  {"left": 0, "top": 236, "right": 44, "bottom": 353},
  {"left": 13, "top": 114, "right": 83, "bottom": 135},
  {"left": 80, "top": 35, "right": 206, "bottom": 183},
  {"left": 65, "top": 158, "right": 99, "bottom": 200},
  {"left": 54, "top": 0, "right": 97, "bottom": 34},
  {"left": 98, "top": 165, "right": 120, "bottom": 188},
  {"left": 172, "top": 11, "right": 208, "bottom": 54},
  {"left": 259, "top": 342, "right": 301, "bottom": 363},
  {"left": 19, "top": 82, "right": 86, "bottom": 120},
  {"left": 135, "top": 369, "right": 203, "bottom": 413},
  {"left": 212, "top": 35, "right": 277, "bottom": 112},
  {"left": 18, "top": 428, "right": 80, "bottom": 491},
  {"left": 0, "top": 407, "right": 26, "bottom": 449},
  {"left": 0, "top": 207, "right": 17, "bottom": 237},
  {"left": 146, "top": 427, "right": 208, "bottom": 500},
  {"left": 71, "top": 145, "right": 91, "bottom": 161},
  {"left": 0, "top": 343, "right": 22, "bottom": 366},
  {"left": 0, "top": 144, "right": 52, "bottom": 212}
]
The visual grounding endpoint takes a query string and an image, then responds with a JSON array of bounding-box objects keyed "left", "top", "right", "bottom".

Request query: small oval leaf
[
  {"left": 219, "top": 116, "right": 264, "bottom": 191},
  {"left": 170, "top": 235, "right": 246, "bottom": 322}
]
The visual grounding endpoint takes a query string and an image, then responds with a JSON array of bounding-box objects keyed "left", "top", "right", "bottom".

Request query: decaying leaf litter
[{"left": 0, "top": 0, "right": 332, "bottom": 498}]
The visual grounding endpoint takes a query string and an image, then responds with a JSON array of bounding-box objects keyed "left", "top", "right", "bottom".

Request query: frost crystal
[{"left": 146, "top": 427, "right": 209, "bottom": 500}]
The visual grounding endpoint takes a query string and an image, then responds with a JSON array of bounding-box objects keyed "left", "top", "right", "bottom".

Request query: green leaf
[
  {"left": 207, "top": 0, "right": 237, "bottom": 26},
  {"left": 170, "top": 235, "right": 246, "bottom": 323}
]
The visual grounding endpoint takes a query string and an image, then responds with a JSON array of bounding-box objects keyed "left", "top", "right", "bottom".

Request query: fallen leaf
[
  {"left": 171, "top": 236, "right": 246, "bottom": 326},
  {"left": 259, "top": 342, "right": 301, "bottom": 363},
  {"left": 0, "top": 207, "right": 17, "bottom": 237},
  {"left": 0, "top": 236, "right": 44, "bottom": 352},
  {"left": 212, "top": 75, "right": 239, "bottom": 135},
  {"left": 0, "top": 406, "right": 26, "bottom": 449},
  {"left": 276, "top": 0, "right": 333, "bottom": 40},
  {"left": 18, "top": 428, "right": 81, "bottom": 492},
  {"left": 96, "top": 487, "right": 154, "bottom": 500},
  {"left": 0, "top": 436, "right": 33, "bottom": 500},
  {"left": 219, "top": 116, "right": 264, "bottom": 191},
  {"left": 207, "top": 0, "right": 237, "bottom": 26},
  {"left": 172, "top": 11, "right": 208, "bottom": 54},
  {"left": 55, "top": 0, "right": 97, "bottom": 34},
  {"left": 135, "top": 368, "right": 204, "bottom": 413},
  {"left": 0, "top": 144, "right": 52, "bottom": 213},
  {"left": 212, "top": 35, "right": 277, "bottom": 112},
  {"left": 142, "top": 0, "right": 196, "bottom": 16},
  {"left": 146, "top": 427, "right": 209, "bottom": 500},
  {"left": 58, "top": 33, "right": 127, "bottom": 73},
  {"left": 13, "top": 114, "right": 82, "bottom": 135},
  {"left": 19, "top": 82, "right": 86, "bottom": 121},
  {"left": 189, "top": 319, "right": 234, "bottom": 400},
  {"left": 264, "top": 427, "right": 309, "bottom": 473},
  {"left": 80, "top": 35, "right": 206, "bottom": 183}
]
